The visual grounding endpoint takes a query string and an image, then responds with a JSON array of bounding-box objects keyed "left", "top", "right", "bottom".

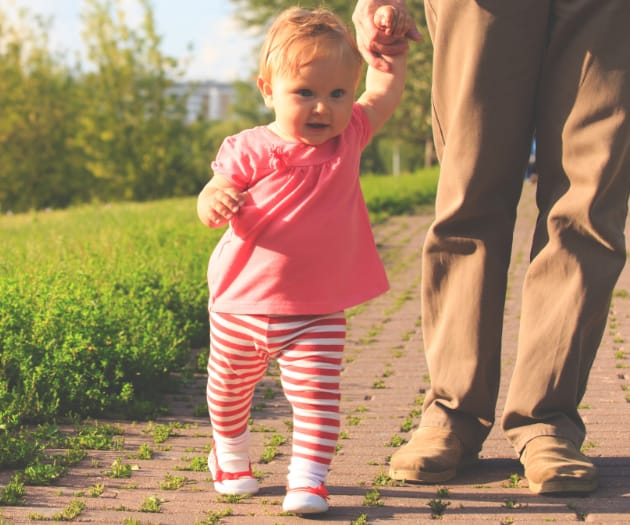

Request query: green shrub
[{"left": 361, "top": 168, "right": 439, "bottom": 223}]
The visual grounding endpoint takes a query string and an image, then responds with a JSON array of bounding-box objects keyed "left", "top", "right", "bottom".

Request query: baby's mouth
[{"left": 307, "top": 123, "right": 328, "bottom": 129}]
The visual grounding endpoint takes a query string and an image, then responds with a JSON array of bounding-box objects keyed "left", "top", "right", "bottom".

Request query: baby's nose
[{"left": 313, "top": 101, "right": 328, "bottom": 114}]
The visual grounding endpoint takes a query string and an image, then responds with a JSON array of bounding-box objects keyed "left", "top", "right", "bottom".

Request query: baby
[{"left": 197, "top": 5, "right": 410, "bottom": 515}]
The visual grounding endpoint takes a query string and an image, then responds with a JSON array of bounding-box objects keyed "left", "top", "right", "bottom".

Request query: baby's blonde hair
[{"left": 259, "top": 7, "right": 362, "bottom": 84}]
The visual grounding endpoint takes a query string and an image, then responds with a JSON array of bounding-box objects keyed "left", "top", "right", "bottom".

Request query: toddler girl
[{"left": 197, "top": 5, "right": 408, "bottom": 515}]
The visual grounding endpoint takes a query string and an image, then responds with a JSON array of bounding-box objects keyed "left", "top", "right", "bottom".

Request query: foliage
[
  {"left": 0, "top": 422, "right": 123, "bottom": 505},
  {"left": 0, "top": 7, "right": 88, "bottom": 211},
  {"left": 76, "top": 0, "right": 198, "bottom": 202},
  {"left": 0, "top": 475, "right": 25, "bottom": 505},
  {"left": 360, "top": 167, "right": 439, "bottom": 223},
  {"left": 140, "top": 495, "right": 164, "bottom": 512},
  {"left": 0, "top": 198, "right": 218, "bottom": 428},
  {"left": 0, "top": 1, "right": 212, "bottom": 213}
]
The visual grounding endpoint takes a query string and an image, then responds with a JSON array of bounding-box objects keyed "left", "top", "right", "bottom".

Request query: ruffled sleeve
[{"left": 211, "top": 128, "right": 274, "bottom": 190}]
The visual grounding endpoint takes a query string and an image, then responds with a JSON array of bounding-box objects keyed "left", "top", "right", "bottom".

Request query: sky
[{"left": 5, "top": 0, "right": 262, "bottom": 83}]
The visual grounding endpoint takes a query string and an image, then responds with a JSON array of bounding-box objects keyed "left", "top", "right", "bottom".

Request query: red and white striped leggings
[{"left": 207, "top": 311, "right": 346, "bottom": 467}]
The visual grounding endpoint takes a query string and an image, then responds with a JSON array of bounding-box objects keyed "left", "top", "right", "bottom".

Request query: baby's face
[{"left": 263, "top": 53, "right": 359, "bottom": 145}]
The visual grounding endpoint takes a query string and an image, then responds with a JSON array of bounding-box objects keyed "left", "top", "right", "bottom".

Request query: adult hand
[{"left": 352, "top": 0, "right": 421, "bottom": 72}]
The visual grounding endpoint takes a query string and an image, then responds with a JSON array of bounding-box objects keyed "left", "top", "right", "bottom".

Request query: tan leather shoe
[
  {"left": 520, "top": 436, "right": 598, "bottom": 495},
  {"left": 388, "top": 427, "right": 477, "bottom": 483}
]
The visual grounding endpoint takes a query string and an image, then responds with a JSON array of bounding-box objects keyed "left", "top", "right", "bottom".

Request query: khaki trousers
[{"left": 421, "top": 0, "right": 630, "bottom": 455}]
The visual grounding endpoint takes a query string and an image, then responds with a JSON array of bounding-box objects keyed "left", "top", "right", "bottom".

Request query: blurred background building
[{"left": 170, "top": 81, "right": 235, "bottom": 123}]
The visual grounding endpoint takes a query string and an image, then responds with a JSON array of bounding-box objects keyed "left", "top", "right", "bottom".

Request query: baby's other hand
[{"left": 199, "top": 186, "right": 246, "bottom": 228}]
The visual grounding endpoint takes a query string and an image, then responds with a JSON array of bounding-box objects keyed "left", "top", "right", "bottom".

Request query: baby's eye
[
  {"left": 331, "top": 89, "right": 346, "bottom": 98},
  {"left": 296, "top": 88, "right": 313, "bottom": 97}
]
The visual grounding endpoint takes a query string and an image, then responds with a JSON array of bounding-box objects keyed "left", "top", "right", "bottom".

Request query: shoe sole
[
  {"left": 528, "top": 477, "right": 598, "bottom": 495},
  {"left": 282, "top": 502, "right": 329, "bottom": 514},
  {"left": 282, "top": 495, "right": 329, "bottom": 514},
  {"left": 214, "top": 479, "right": 259, "bottom": 495},
  {"left": 208, "top": 451, "right": 259, "bottom": 495},
  {"left": 389, "top": 467, "right": 455, "bottom": 483},
  {"left": 388, "top": 455, "right": 479, "bottom": 484}
]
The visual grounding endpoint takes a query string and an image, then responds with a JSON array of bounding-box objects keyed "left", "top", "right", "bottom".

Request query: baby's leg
[
  {"left": 275, "top": 312, "right": 346, "bottom": 490},
  {"left": 207, "top": 312, "right": 268, "bottom": 485}
]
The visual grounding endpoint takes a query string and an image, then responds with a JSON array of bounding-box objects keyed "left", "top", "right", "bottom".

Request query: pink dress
[{"left": 208, "top": 103, "right": 389, "bottom": 315}]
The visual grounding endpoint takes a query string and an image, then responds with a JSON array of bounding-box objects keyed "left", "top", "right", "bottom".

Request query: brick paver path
[{"left": 2, "top": 182, "right": 629, "bottom": 524}]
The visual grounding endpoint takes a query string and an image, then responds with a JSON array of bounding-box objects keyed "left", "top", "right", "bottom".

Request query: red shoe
[
  {"left": 208, "top": 448, "right": 259, "bottom": 495},
  {"left": 283, "top": 483, "right": 329, "bottom": 514}
]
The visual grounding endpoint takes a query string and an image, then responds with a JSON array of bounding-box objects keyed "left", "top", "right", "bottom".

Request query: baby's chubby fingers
[
  {"left": 373, "top": 5, "right": 415, "bottom": 38},
  {"left": 353, "top": 1, "right": 420, "bottom": 72},
  {"left": 209, "top": 188, "right": 246, "bottom": 224},
  {"left": 218, "top": 187, "right": 246, "bottom": 212}
]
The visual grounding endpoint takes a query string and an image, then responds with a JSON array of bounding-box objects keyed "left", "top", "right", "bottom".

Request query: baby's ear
[{"left": 257, "top": 76, "right": 274, "bottom": 109}]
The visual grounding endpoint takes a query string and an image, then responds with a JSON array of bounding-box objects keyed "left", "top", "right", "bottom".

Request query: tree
[
  {"left": 0, "top": 0, "right": 211, "bottom": 212},
  {"left": 75, "top": 0, "right": 195, "bottom": 202},
  {"left": 0, "top": 7, "right": 87, "bottom": 212}
]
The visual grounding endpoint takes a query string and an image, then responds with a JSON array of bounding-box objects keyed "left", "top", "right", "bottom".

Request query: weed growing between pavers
[
  {"left": 217, "top": 493, "right": 249, "bottom": 504},
  {"left": 195, "top": 508, "right": 233, "bottom": 525},
  {"left": 400, "top": 416, "right": 414, "bottom": 432},
  {"left": 503, "top": 498, "right": 526, "bottom": 510},
  {"left": 373, "top": 472, "right": 402, "bottom": 487},
  {"left": 140, "top": 494, "right": 164, "bottom": 512},
  {"left": 106, "top": 458, "right": 133, "bottom": 478},
  {"left": 503, "top": 473, "right": 522, "bottom": 488},
  {"left": 581, "top": 440, "right": 598, "bottom": 452},
  {"left": 130, "top": 442, "right": 153, "bottom": 459},
  {"left": 363, "top": 488, "right": 383, "bottom": 506},
  {"left": 0, "top": 421, "right": 130, "bottom": 505},
  {"left": 0, "top": 476, "right": 24, "bottom": 505},
  {"left": 144, "top": 421, "right": 182, "bottom": 444},
  {"left": 28, "top": 498, "right": 85, "bottom": 521},
  {"left": 385, "top": 433, "right": 406, "bottom": 447},
  {"left": 347, "top": 415, "right": 362, "bottom": 426},
  {"left": 176, "top": 455, "right": 207, "bottom": 472},
  {"left": 351, "top": 513, "right": 369, "bottom": 525},
  {"left": 86, "top": 482, "right": 104, "bottom": 497},
  {"left": 426, "top": 487, "right": 452, "bottom": 519},
  {"left": 159, "top": 472, "right": 188, "bottom": 490},
  {"left": 372, "top": 379, "right": 386, "bottom": 389}
]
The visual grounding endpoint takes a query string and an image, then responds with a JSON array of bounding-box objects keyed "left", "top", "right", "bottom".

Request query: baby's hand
[
  {"left": 199, "top": 186, "right": 246, "bottom": 227},
  {"left": 353, "top": 1, "right": 420, "bottom": 72},
  {"left": 373, "top": 5, "right": 415, "bottom": 38}
]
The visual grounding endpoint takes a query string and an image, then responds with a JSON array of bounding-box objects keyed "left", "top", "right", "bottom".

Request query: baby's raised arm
[{"left": 356, "top": 5, "right": 414, "bottom": 134}]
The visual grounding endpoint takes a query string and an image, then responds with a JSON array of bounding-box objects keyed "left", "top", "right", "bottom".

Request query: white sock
[
  {"left": 213, "top": 430, "right": 250, "bottom": 474},
  {"left": 287, "top": 457, "right": 328, "bottom": 489}
]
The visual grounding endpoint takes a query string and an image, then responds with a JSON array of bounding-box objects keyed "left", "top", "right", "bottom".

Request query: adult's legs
[
  {"left": 503, "top": 0, "right": 630, "bottom": 453},
  {"left": 390, "top": 0, "right": 551, "bottom": 483},
  {"left": 419, "top": 0, "right": 550, "bottom": 453}
]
